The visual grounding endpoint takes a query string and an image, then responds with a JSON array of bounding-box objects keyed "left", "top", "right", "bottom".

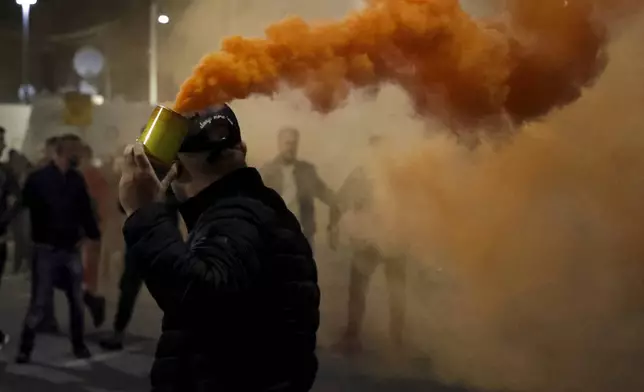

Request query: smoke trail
[
  {"left": 361, "top": 12, "right": 644, "bottom": 391},
  {"left": 173, "top": 0, "right": 637, "bottom": 125},
  {"left": 168, "top": 1, "right": 644, "bottom": 391}
]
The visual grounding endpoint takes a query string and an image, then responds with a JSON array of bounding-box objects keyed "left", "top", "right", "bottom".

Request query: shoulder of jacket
[{"left": 201, "top": 196, "right": 275, "bottom": 226}]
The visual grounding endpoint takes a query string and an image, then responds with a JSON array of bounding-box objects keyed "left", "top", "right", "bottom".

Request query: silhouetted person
[
  {"left": 8, "top": 148, "right": 33, "bottom": 274},
  {"left": 34, "top": 137, "right": 63, "bottom": 334},
  {"left": 119, "top": 105, "right": 319, "bottom": 391},
  {"left": 101, "top": 185, "right": 178, "bottom": 351},
  {"left": 261, "top": 127, "right": 339, "bottom": 248},
  {"left": 334, "top": 136, "right": 406, "bottom": 353},
  {"left": 16, "top": 134, "right": 100, "bottom": 363},
  {"left": 0, "top": 126, "right": 22, "bottom": 354},
  {"left": 0, "top": 128, "right": 21, "bottom": 286}
]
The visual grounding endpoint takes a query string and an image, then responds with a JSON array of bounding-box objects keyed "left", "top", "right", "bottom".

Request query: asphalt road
[{"left": 0, "top": 266, "right": 470, "bottom": 392}]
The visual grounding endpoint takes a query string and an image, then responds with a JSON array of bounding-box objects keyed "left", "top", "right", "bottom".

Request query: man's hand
[{"left": 119, "top": 143, "right": 176, "bottom": 217}]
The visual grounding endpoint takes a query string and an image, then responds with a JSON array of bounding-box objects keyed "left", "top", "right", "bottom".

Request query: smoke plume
[
  {"left": 174, "top": 0, "right": 640, "bottom": 125},
  {"left": 362, "top": 11, "right": 644, "bottom": 391},
  {"left": 166, "top": 1, "right": 644, "bottom": 392}
]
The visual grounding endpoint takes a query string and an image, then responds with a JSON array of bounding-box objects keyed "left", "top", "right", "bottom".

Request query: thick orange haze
[{"left": 174, "top": 0, "right": 640, "bottom": 124}]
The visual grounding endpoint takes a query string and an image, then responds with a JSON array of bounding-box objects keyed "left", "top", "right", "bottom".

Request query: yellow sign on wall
[{"left": 64, "top": 92, "right": 92, "bottom": 127}]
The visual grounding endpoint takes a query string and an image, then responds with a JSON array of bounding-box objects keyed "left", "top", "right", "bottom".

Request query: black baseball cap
[{"left": 179, "top": 104, "right": 241, "bottom": 155}]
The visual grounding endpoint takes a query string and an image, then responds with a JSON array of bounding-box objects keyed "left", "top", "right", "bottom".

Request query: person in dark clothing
[
  {"left": 261, "top": 127, "right": 339, "bottom": 248},
  {"left": 101, "top": 189, "right": 179, "bottom": 351},
  {"left": 0, "top": 126, "right": 21, "bottom": 356},
  {"left": 35, "top": 139, "right": 106, "bottom": 334},
  {"left": 31, "top": 136, "right": 64, "bottom": 334},
  {"left": 8, "top": 149, "right": 33, "bottom": 274},
  {"left": 119, "top": 104, "right": 319, "bottom": 392},
  {"left": 99, "top": 250, "right": 140, "bottom": 351},
  {"left": 16, "top": 134, "right": 101, "bottom": 363},
  {"left": 0, "top": 127, "right": 21, "bottom": 287}
]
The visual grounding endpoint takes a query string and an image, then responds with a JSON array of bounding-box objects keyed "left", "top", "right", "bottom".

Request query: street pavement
[{"left": 0, "top": 268, "right": 471, "bottom": 392}]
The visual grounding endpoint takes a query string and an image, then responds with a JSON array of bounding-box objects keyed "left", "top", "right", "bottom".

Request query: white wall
[{"left": 0, "top": 104, "right": 32, "bottom": 160}]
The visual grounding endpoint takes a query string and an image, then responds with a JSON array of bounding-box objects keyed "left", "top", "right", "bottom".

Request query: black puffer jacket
[{"left": 123, "top": 168, "right": 320, "bottom": 392}]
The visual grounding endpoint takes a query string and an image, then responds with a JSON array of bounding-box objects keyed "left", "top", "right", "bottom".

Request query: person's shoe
[
  {"left": 73, "top": 345, "right": 92, "bottom": 359},
  {"left": 99, "top": 332, "right": 124, "bottom": 351},
  {"left": 15, "top": 351, "right": 31, "bottom": 364},
  {"left": 0, "top": 331, "right": 9, "bottom": 351},
  {"left": 84, "top": 292, "right": 106, "bottom": 328}
]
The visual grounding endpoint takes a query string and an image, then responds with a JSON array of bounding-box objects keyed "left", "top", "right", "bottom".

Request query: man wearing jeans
[{"left": 16, "top": 134, "right": 101, "bottom": 363}]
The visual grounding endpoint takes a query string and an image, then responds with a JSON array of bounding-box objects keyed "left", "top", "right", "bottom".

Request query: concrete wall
[{"left": 0, "top": 104, "right": 32, "bottom": 160}]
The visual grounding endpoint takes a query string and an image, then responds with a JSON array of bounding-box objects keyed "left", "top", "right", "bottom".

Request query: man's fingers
[
  {"left": 159, "top": 163, "right": 178, "bottom": 192},
  {"left": 133, "top": 143, "right": 153, "bottom": 170},
  {"left": 123, "top": 145, "right": 135, "bottom": 170},
  {"left": 155, "top": 163, "right": 178, "bottom": 202}
]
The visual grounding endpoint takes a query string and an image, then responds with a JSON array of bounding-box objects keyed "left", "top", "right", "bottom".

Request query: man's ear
[{"left": 174, "top": 159, "right": 192, "bottom": 183}]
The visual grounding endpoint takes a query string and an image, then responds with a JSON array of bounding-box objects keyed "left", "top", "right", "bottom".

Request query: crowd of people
[
  {"left": 0, "top": 105, "right": 407, "bottom": 391},
  {"left": 0, "top": 129, "right": 118, "bottom": 357}
]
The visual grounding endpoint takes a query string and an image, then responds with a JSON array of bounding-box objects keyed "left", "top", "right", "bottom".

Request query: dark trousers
[
  {"left": 20, "top": 245, "right": 85, "bottom": 353},
  {"left": 113, "top": 254, "right": 143, "bottom": 333},
  {"left": 11, "top": 212, "right": 32, "bottom": 273},
  {"left": 346, "top": 245, "right": 406, "bottom": 344}
]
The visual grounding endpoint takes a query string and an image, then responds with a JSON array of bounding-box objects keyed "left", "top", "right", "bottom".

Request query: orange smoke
[{"left": 174, "top": 0, "right": 637, "bottom": 124}]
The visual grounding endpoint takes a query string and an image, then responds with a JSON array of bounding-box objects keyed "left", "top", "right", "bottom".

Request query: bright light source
[
  {"left": 16, "top": 0, "right": 37, "bottom": 5},
  {"left": 91, "top": 94, "right": 105, "bottom": 106},
  {"left": 157, "top": 14, "right": 170, "bottom": 24}
]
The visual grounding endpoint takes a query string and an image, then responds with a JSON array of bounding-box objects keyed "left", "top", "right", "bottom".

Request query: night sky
[{"left": 0, "top": 0, "right": 134, "bottom": 36}]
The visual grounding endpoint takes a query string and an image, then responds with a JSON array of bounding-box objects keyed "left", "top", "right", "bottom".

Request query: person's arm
[
  {"left": 309, "top": 165, "right": 340, "bottom": 229},
  {"left": 335, "top": 168, "right": 364, "bottom": 215},
  {"left": 122, "top": 201, "right": 264, "bottom": 312},
  {"left": 77, "top": 176, "right": 101, "bottom": 241}
]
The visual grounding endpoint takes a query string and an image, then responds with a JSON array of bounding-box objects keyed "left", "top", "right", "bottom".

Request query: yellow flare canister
[{"left": 138, "top": 105, "right": 191, "bottom": 166}]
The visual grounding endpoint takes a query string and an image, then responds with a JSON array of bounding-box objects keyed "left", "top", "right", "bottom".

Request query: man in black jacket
[
  {"left": 120, "top": 104, "right": 320, "bottom": 392},
  {"left": 16, "top": 134, "right": 99, "bottom": 363}
]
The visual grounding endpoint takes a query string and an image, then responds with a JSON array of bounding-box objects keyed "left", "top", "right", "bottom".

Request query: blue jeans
[{"left": 19, "top": 244, "right": 85, "bottom": 353}]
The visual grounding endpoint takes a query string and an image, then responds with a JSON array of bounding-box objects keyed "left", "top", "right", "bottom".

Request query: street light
[
  {"left": 16, "top": 0, "right": 37, "bottom": 102},
  {"left": 149, "top": 1, "right": 170, "bottom": 105}
]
